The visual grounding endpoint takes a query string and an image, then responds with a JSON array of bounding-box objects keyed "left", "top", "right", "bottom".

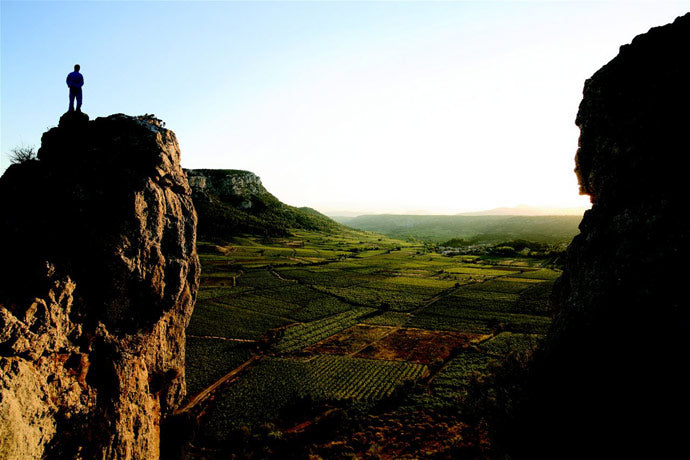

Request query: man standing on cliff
[{"left": 66, "top": 64, "right": 84, "bottom": 112}]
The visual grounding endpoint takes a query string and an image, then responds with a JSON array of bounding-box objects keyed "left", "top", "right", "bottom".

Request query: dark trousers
[{"left": 69, "top": 87, "right": 82, "bottom": 112}]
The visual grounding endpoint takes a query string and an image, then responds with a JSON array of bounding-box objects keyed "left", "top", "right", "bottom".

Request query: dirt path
[
  {"left": 175, "top": 355, "right": 263, "bottom": 415},
  {"left": 268, "top": 268, "right": 377, "bottom": 310},
  {"left": 406, "top": 284, "right": 466, "bottom": 317},
  {"left": 269, "top": 268, "right": 298, "bottom": 282},
  {"left": 347, "top": 325, "right": 400, "bottom": 357},
  {"left": 187, "top": 334, "right": 258, "bottom": 343},
  {"left": 406, "top": 270, "right": 528, "bottom": 320}
]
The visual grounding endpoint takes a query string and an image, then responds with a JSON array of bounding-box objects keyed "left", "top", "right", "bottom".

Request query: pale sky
[{"left": 2, "top": 1, "right": 689, "bottom": 214}]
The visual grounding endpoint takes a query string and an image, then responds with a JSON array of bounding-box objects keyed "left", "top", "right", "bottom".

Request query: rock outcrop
[
  {"left": 0, "top": 113, "right": 200, "bottom": 459},
  {"left": 187, "top": 169, "right": 264, "bottom": 210},
  {"left": 186, "top": 168, "right": 341, "bottom": 240},
  {"left": 508, "top": 13, "right": 690, "bottom": 458}
]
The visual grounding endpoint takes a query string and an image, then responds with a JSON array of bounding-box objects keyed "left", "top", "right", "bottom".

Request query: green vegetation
[
  {"left": 411, "top": 305, "right": 552, "bottom": 334},
  {"left": 338, "top": 214, "right": 581, "bottom": 244},
  {"left": 275, "top": 308, "right": 376, "bottom": 353},
  {"left": 440, "top": 238, "right": 472, "bottom": 247},
  {"left": 185, "top": 337, "right": 254, "bottom": 397},
  {"left": 431, "top": 350, "right": 492, "bottom": 401},
  {"left": 362, "top": 311, "right": 410, "bottom": 327},
  {"left": 187, "top": 169, "right": 345, "bottom": 240},
  {"left": 202, "top": 355, "right": 428, "bottom": 435},
  {"left": 303, "top": 355, "right": 428, "bottom": 401},
  {"left": 185, "top": 226, "right": 559, "bottom": 456},
  {"left": 203, "top": 358, "right": 314, "bottom": 435},
  {"left": 187, "top": 299, "right": 292, "bottom": 340},
  {"left": 510, "top": 268, "right": 561, "bottom": 280},
  {"left": 479, "top": 332, "right": 542, "bottom": 356},
  {"left": 410, "top": 316, "right": 548, "bottom": 335},
  {"left": 464, "top": 278, "right": 539, "bottom": 294}
]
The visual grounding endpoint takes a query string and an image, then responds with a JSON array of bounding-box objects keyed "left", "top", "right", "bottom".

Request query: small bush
[{"left": 8, "top": 145, "right": 36, "bottom": 164}]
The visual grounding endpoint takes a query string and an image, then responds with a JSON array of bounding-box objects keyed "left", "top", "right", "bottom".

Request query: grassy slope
[{"left": 188, "top": 169, "right": 344, "bottom": 240}]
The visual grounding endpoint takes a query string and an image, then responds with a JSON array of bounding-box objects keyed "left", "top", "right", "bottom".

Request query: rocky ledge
[{"left": 0, "top": 113, "right": 200, "bottom": 459}]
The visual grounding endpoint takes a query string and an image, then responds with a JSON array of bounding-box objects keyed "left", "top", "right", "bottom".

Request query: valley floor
[{"left": 182, "top": 229, "right": 558, "bottom": 458}]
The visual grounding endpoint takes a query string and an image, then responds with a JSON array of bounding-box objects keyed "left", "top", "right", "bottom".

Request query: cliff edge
[
  {"left": 506, "top": 13, "right": 690, "bottom": 458},
  {"left": 0, "top": 113, "right": 200, "bottom": 459}
]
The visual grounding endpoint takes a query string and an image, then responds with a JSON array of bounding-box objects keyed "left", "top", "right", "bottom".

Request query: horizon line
[{"left": 319, "top": 204, "right": 591, "bottom": 218}]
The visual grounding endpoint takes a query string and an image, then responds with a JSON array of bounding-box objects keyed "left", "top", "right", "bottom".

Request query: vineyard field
[
  {"left": 202, "top": 355, "right": 428, "bottom": 436},
  {"left": 479, "top": 332, "right": 543, "bottom": 356},
  {"left": 185, "top": 228, "right": 559, "bottom": 455},
  {"left": 185, "top": 337, "right": 254, "bottom": 397},
  {"left": 275, "top": 307, "right": 376, "bottom": 353},
  {"left": 187, "top": 300, "right": 292, "bottom": 340}
]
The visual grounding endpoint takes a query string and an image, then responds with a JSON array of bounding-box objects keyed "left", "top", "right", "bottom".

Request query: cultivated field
[{"left": 185, "top": 228, "right": 558, "bottom": 456}]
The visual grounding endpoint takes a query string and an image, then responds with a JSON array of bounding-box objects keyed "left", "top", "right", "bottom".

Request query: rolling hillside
[{"left": 186, "top": 169, "right": 343, "bottom": 240}]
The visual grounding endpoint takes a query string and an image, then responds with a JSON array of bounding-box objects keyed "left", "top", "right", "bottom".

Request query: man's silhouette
[{"left": 66, "top": 64, "right": 84, "bottom": 112}]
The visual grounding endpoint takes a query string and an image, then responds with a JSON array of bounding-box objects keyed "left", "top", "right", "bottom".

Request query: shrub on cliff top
[{"left": 8, "top": 145, "right": 36, "bottom": 164}]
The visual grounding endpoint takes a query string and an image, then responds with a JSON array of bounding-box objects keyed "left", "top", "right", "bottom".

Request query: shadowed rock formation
[
  {"left": 0, "top": 113, "right": 200, "bottom": 459},
  {"left": 505, "top": 13, "right": 690, "bottom": 458}
]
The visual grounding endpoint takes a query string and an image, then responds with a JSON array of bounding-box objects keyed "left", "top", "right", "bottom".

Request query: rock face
[
  {"left": 513, "top": 14, "right": 690, "bottom": 458},
  {"left": 186, "top": 168, "right": 341, "bottom": 240},
  {"left": 187, "top": 169, "right": 264, "bottom": 210},
  {"left": 0, "top": 113, "right": 200, "bottom": 459}
]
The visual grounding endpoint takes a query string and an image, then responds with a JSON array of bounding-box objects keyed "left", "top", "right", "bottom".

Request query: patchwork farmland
[{"left": 184, "top": 228, "right": 558, "bottom": 457}]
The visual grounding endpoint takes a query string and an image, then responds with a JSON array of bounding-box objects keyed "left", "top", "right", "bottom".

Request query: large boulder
[{"left": 0, "top": 113, "right": 200, "bottom": 459}]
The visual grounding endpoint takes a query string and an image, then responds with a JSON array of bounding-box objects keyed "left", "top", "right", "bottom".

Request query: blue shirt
[{"left": 66, "top": 71, "right": 84, "bottom": 88}]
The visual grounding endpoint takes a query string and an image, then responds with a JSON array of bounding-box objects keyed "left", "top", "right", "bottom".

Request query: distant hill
[
  {"left": 457, "top": 204, "right": 589, "bottom": 216},
  {"left": 186, "top": 169, "right": 342, "bottom": 240},
  {"left": 329, "top": 205, "right": 588, "bottom": 220},
  {"left": 334, "top": 214, "right": 582, "bottom": 244}
]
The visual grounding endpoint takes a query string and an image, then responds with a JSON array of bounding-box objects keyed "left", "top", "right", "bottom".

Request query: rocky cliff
[
  {"left": 0, "top": 113, "right": 200, "bottom": 459},
  {"left": 186, "top": 168, "right": 341, "bottom": 240},
  {"left": 187, "top": 169, "right": 264, "bottom": 209},
  {"left": 506, "top": 13, "right": 690, "bottom": 458}
]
